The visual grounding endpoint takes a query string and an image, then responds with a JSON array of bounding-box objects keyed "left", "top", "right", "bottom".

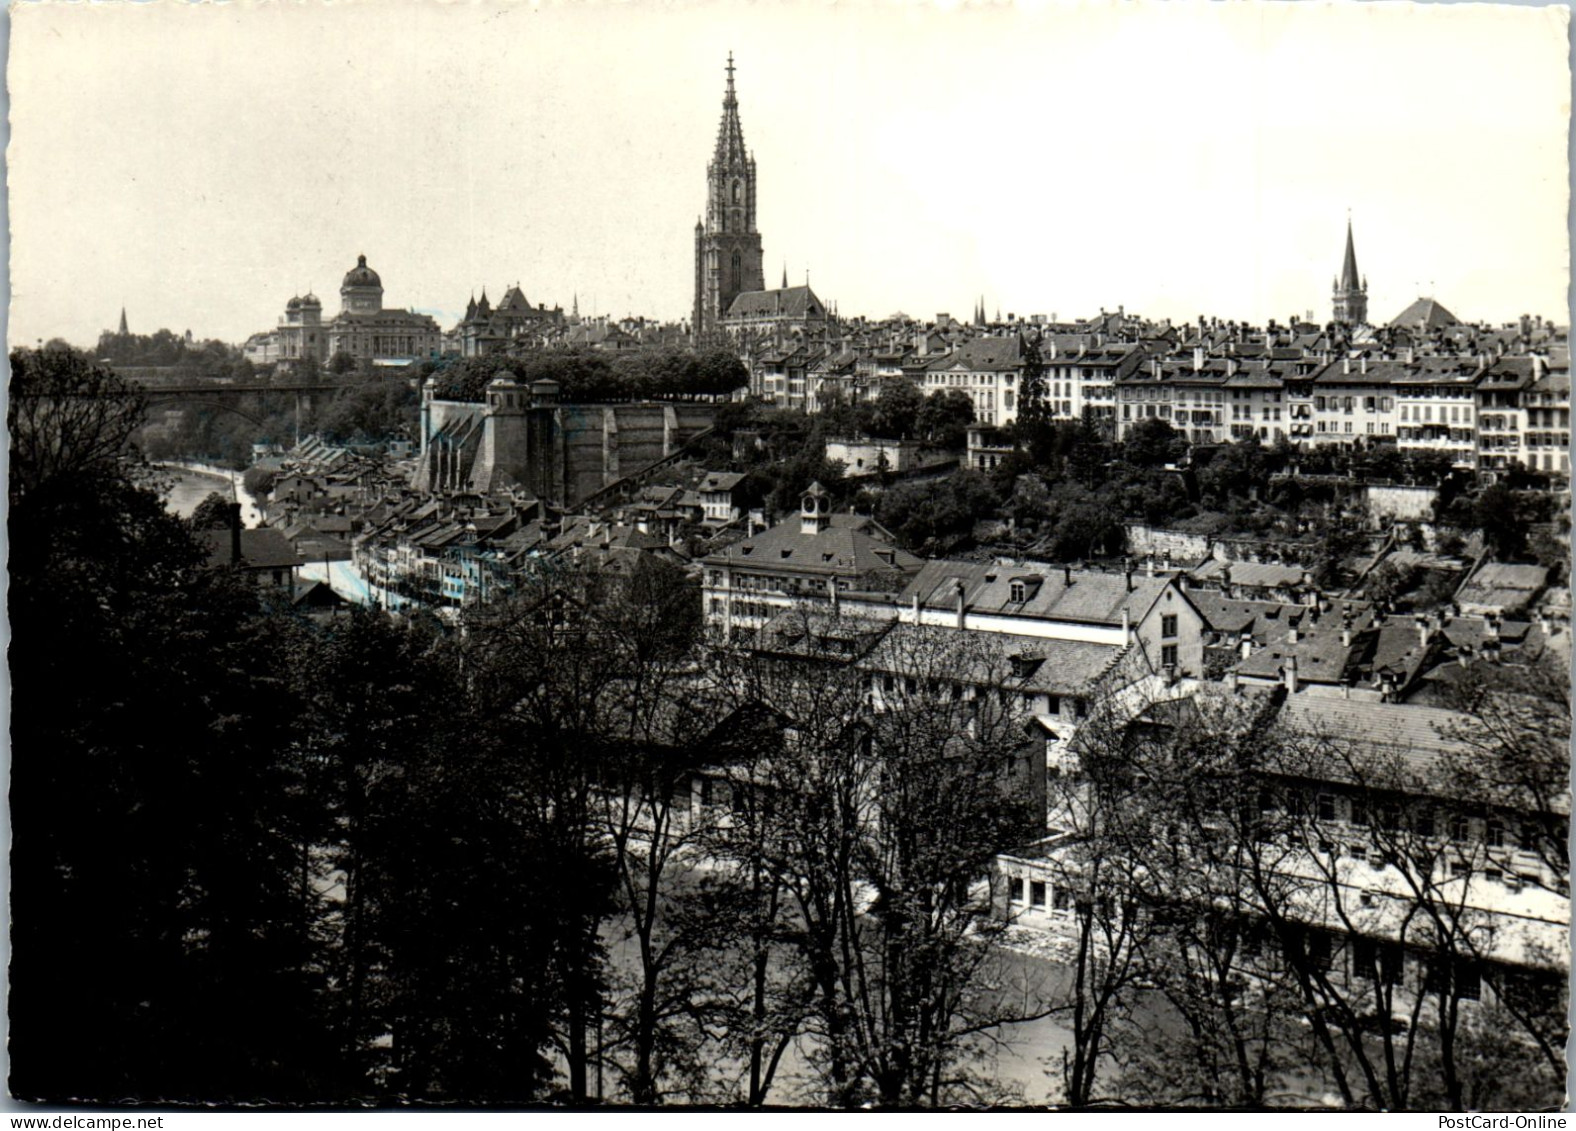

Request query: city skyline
[{"left": 8, "top": 1, "right": 1570, "bottom": 349}]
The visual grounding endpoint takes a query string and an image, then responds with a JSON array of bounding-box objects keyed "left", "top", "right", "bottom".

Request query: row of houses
[
  {"left": 685, "top": 482, "right": 1569, "bottom": 1045},
  {"left": 739, "top": 311, "right": 1569, "bottom": 478}
]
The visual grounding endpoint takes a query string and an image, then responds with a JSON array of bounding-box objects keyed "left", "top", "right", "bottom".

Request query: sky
[{"left": 7, "top": 1, "right": 1571, "bottom": 349}]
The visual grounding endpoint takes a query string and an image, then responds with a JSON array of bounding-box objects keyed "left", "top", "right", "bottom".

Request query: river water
[{"left": 163, "top": 467, "right": 238, "bottom": 518}]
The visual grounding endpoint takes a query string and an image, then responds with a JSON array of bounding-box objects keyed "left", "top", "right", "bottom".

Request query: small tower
[
  {"left": 800, "top": 480, "right": 831, "bottom": 535},
  {"left": 1332, "top": 219, "right": 1368, "bottom": 327},
  {"left": 118, "top": 307, "right": 129, "bottom": 336}
]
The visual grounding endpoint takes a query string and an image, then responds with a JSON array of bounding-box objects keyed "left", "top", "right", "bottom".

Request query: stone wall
[{"left": 419, "top": 394, "right": 714, "bottom": 506}]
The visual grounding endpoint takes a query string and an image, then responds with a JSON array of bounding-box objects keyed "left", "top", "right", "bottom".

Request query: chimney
[
  {"left": 1121, "top": 609, "right": 1132, "bottom": 645},
  {"left": 1283, "top": 655, "right": 1299, "bottom": 694},
  {"left": 1124, "top": 561, "right": 1134, "bottom": 592},
  {"left": 912, "top": 592, "right": 921, "bottom": 624},
  {"left": 1063, "top": 564, "right": 1073, "bottom": 587},
  {"left": 228, "top": 502, "right": 243, "bottom": 563},
  {"left": 1193, "top": 346, "right": 1204, "bottom": 373},
  {"left": 1239, "top": 632, "right": 1253, "bottom": 660},
  {"left": 955, "top": 579, "right": 966, "bottom": 630},
  {"left": 1416, "top": 615, "right": 1431, "bottom": 649},
  {"left": 1287, "top": 623, "right": 1299, "bottom": 646},
  {"left": 828, "top": 575, "right": 840, "bottom": 616},
  {"left": 1341, "top": 627, "right": 1352, "bottom": 648},
  {"left": 1225, "top": 669, "right": 1239, "bottom": 692}
]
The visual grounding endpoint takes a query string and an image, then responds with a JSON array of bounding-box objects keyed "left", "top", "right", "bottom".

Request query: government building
[{"left": 275, "top": 254, "right": 441, "bottom": 367}]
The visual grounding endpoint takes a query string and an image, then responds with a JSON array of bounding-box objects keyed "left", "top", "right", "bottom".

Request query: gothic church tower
[
  {"left": 693, "top": 54, "right": 765, "bottom": 342},
  {"left": 1331, "top": 219, "right": 1368, "bottom": 327}
]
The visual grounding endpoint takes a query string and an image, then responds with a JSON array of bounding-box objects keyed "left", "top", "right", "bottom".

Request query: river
[{"left": 158, "top": 464, "right": 263, "bottom": 527}]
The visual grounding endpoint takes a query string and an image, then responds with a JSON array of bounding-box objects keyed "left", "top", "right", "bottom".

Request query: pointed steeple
[
  {"left": 1332, "top": 216, "right": 1369, "bottom": 327},
  {"left": 782, "top": 263, "right": 788, "bottom": 290},
  {"left": 712, "top": 51, "right": 748, "bottom": 169},
  {"left": 118, "top": 307, "right": 128, "bottom": 336},
  {"left": 1339, "top": 218, "right": 1361, "bottom": 292}
]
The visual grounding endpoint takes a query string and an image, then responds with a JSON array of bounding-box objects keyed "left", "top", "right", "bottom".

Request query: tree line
[{"left": 419, "top": 347, "right": 747, "bottom": 404}]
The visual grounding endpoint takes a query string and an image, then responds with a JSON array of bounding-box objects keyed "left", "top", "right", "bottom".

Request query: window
[
  {"left": 1487, "top": 820, "right": 1507, "bottom": 848},
  {"left": 1161, "top": 614, "right": 1178, "bottom": 638},
  {"left": 1030, "top": 881, "right": 1047, "bottom": 907},
  {"left": 1008, "top": 877, "right": 1025, "bottom": 904},
  {"left": 1306, "top": 932, "right": 1334, "bottom": 972},
  {"left": 1046, "top": 695, "right": 1060, "bottom": 716},
  {"left": 1010, "top": 580, "right": 1026, "bottom": 602},
  {"left": 1317, "top": 794, "right": 1336, "bottom": 821},
  {"left": 1074, "top": 698, "right": 1088, "bottom": 720},
  {"left": 1162, "top": 644, "right": 1179, "bottom": 668},
  {"left": 1052, "top": 889, "right": 1072, "bottom": 911}
]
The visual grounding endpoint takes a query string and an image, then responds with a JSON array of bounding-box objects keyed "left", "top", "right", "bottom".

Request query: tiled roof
[
  {"left": 1189, "top": 559, "right": 1309, "bottom": 590},
  {"left": 199, "top": 527, "right": 306, "bottom": 571},
  {"left": 1389, "top": 297, "right": 1460, "bottom": 330},
  {"left": 704, "top": 514, "right": 921, "bottom": 579},
  {"left": 727, "top": 286, "right": 825, "bottom": 319},
  {"left": 857, "top": 622, "right": 1126, "bottom": 694},
  {"left": 700, "top": 471, "right": 747, "bottom": 493},
  {"left": 928, "top": 336, "right": 1024, "bottom": 372},
  {"left": 900, "top": 559, "right": 1170, "bottom": 627}
]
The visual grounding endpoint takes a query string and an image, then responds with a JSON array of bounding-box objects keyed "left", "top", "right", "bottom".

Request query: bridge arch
[{"left": 142, "top": 397, "right": 272, "bottom": 432}]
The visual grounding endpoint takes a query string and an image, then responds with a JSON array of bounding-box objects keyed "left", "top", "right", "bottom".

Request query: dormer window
[{"left": 1010, "top": 581, "right": 1026, "bottom": 602}]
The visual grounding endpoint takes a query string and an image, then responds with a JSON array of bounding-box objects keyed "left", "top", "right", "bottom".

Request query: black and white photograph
[{"left": 6, "top": 0, "right": 1573, "bottom": 1113}]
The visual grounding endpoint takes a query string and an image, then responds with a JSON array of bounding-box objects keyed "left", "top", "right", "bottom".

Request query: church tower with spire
[
  {"left": 1331, "top": 218, "right": 1368, "bottom": 327},
  {"left": 692, "top": 53, "right": 765, "bottom": 343}
]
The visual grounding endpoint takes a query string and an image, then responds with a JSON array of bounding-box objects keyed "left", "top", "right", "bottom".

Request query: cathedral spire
[
  {"left": 1332, "top": 216, "right": 1369, "bottom": 327},
  {"left": 1339, "top": 217, "right": 1361, "bottom": 292},
  {"left": 713, "top": 52, "right": 748, "bottom": 169},
  {"left": 118, "top": 307, "right": 128, "bottom": 336}
]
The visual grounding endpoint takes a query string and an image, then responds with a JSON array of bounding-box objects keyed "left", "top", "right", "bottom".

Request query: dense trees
[
  {"left": 422, "top": 347, "right": 745, "bottom": 404},
  {"left": 10, "top": 349, "right": 329, "bottom": 1101}
]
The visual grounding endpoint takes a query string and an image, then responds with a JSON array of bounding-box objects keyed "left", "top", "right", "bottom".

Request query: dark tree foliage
[
  {"left": 92, "top": 328, "right": 240, "bottom": 372},
  {"left": 189, "top": 490, "right": 235, "bottom": 530},
  {"left": 914, "top": 389, "right": 976, "bottom": 450},
  {"left": 425, "top": 347, "right": 744, "bottom": 404},
  {"left": 874, "top": 471, "right": 1001, "bottom": 555},
  {"left": 9, "top": 348, "right": 332, "bottom": 1102}
]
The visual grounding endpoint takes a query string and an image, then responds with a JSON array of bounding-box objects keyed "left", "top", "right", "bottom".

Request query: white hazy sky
[{"left": 7, "top": 1, "right": 1571, "bottom": 349}]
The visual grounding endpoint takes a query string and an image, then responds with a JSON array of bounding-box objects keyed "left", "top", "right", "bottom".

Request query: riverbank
[{"left": 154, "top": 460, "right": 264, "bottom": 527}]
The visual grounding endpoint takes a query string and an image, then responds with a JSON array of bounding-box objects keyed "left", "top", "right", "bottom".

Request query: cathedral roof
[
  {"left": 726, "top": 285, "right": 824, "bottom": 318},
  {"left": 342, "top": 254, "right": 382, "bottom": 290}
]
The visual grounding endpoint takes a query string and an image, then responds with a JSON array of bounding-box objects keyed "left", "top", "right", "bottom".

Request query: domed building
[
  {"left": 277, "top": 292, "right": 323, "bottom": 363},
  {"left": 274, "top": 253, "right": 441, "bottom": 368}
]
